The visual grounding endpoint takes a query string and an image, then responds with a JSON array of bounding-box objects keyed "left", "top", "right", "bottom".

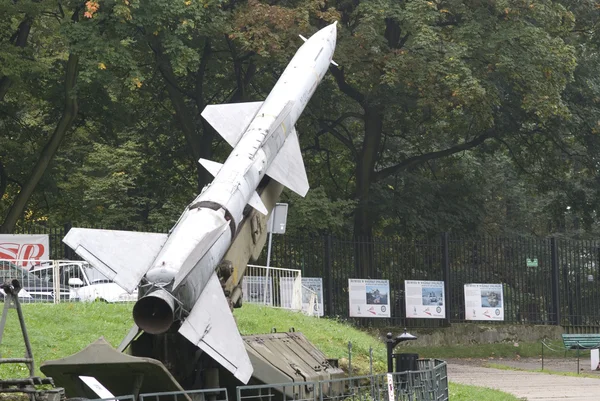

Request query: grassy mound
[{"left": 0, "top": 302, "right": 522, "bottom": 401}]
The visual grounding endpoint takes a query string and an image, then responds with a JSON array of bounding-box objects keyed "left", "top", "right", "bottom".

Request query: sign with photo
[
  {"left": 464, "top": 283, "right": 504, "bottom": 321},
  {"left": 405, "top": 280, "right": 446, "bottom": 319},
  {"left": 302, "top": 277, "right": 324, "bottom": 316},
  {"left": 348, "top": 279, "right": 390, "bottom": 318}
]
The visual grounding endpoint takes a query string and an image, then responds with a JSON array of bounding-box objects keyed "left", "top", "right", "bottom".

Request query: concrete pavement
[{"left": 448, "top": 363, "right": 600, "bottom": 400}]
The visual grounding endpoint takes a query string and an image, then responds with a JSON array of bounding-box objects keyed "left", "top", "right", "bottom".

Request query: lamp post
[{"left": 385, "top": 329, "right": 417, "bottom": 373}]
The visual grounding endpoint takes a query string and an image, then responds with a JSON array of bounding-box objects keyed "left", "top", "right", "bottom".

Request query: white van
[{"left": 31, "top": 261, "right": 138, "bottom": 303}]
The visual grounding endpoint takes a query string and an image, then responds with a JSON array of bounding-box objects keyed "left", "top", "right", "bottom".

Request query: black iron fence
[
  {"left": 260, "top": 234, "right": 600, "bottom": 330},
  {"left": 10, "top": 224, "right": 600, "bottom": 329}
]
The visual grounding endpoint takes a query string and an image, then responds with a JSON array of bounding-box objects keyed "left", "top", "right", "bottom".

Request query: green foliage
[
  {"left": 2, "top": 0, "right": 600, "bottom": 240},
  {"left": 283, "top": 186, "right": 356, "bottom": 236}
]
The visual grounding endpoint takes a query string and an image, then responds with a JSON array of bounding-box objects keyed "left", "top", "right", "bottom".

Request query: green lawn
[{"left": 0, "top": 302, "right": 523, "bottom": 400}]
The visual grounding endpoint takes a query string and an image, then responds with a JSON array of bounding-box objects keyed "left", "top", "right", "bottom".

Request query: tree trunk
[
  {"left": 0, "top": 159, "right": 7, "bottom": 200},
  {"left": 353, "top": 107, "right": 383, "bottom": 276},
  {"left": 0, "top": 17, "right": 32, "bottom": 102},
  {"left": 0, "top": 53, "right": 79, "bottom": 233}
]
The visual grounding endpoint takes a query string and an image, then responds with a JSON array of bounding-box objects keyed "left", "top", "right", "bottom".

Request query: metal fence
[
  {"left": 261, "top": 234, "right": 600, "bottom": 329},
  {"left": 70, "top": 359, "right": 447, "bottom": 401},
  {"left": 237, "top": 359, "right": 448, "bottom": 401},
  {"left": 243, "top": 265, "right": 303, "bottom": 310},
  {"left": 0, "top": 259, "right": 137, "bottom": 303},
  {"left": 8, "top": 224, "right": 600, "bottom": 329}
]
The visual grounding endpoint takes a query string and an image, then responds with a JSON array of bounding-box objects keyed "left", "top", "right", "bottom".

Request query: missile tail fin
[
  {"left": 266, "top": 127, "right": 309, "bottom": 197},
  {"left": 199, "top": 158, "right": 223, "bottom": 177},
  {"left": 179, "top": 273, "right": 253, "bottom": 384},
  {"left": 63, "top": 228, "right": 168, "bottom": 293},
  {"left": 201, "top": 101, "right": 263, "bottom": 147},
  {"left": 248, "top": 191, "right": 268, "bottom": 215}
]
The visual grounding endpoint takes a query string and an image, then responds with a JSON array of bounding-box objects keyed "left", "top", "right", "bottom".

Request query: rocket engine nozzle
[{"left": 132, "top": 289, "right": 175, "bottom": 334}]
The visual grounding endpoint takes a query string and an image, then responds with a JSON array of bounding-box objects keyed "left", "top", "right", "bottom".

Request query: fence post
[
  {"left": 550, "top": 237, "right": 561, "bottom": 325},
  {"left": 324, "top": 235, "right": 333, "bottom": 316},
  {"left": 63, "top": 222, "right": 73, "bottom": 260},
  {"left": 441, "top": 233, "right": 451, "bottom": 326}
]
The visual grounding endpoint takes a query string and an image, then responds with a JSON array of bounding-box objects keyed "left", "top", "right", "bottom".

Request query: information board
[
  {"left": 348, "top": 279, "right": 390, "bottom": 318},
  {"left": 464, "top": 283, "right": 504, "bottom": 321},
  {"left": 405, "top": 280, "right": 446, "bottom": 319}
]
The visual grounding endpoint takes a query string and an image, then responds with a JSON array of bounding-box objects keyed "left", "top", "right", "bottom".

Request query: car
[
  {"left": 30, "top": 261, "right": 138, "bottom": 303},
  {"left": 0, "top": 260, "right": 75, "bottom": 303}
]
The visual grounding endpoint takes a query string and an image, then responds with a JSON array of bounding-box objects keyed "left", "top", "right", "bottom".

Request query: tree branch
[
  {"left": 373, "top": 129, "right": 496, "bottom": 182},
  {"left": 329, "top": 65, "right": 365, "bottom": 106},
  {"left": 195, "top": 38, "right": 212, "bottom": 111},
  {"left": 316, "top": 112, "right": 363, "bottom": 156}
]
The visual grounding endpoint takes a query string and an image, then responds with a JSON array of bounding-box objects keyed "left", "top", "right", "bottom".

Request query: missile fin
[
  {"left": 201, "top": 101, "right": 263, "bottom": 147},
  {"left": 299, "top": 34, "right": 308, "bottom": 42},
  {"left": 179, "top": 273, "right": 253, "bottom": 384},
  {"left": 247, "top": 191, "right": 268, "bottom": 215},
  {"left": 199, "top": 158, "right": 223, "bottom": 177},
  {"left": 63, "top": 228, "right": 168, "bottom": 293},
  {"left": 266, "top": 127, "right": 309, "bottom": 197}
]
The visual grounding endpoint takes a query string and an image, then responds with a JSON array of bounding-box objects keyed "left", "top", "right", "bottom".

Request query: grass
[
  {"left": 448, "top": 383, "right": 525, "bottom": 400},
  {"left": 0, "top": 302, "right": 527, "bottom": 401}
]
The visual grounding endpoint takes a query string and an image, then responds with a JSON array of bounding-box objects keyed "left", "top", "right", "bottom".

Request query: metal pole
[
  {"left": 386, "top": 333, "right": 394, "bottom": 373},
  {"left": 550, "top": 237, "right": 561, "bottom": 325},
  {"left": 264, "top": 211, "right": 276, "bottom": 304}
]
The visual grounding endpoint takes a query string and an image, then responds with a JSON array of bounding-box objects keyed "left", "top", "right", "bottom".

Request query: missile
[{"left": 63, "top": 21, "right": 337, "bottom": 385}]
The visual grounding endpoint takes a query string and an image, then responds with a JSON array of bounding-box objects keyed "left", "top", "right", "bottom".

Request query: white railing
[
  {"left": 243, "top": 264, "right": 303, "bottom": 311},
  {"left": 0, "top": 259, "right": 137, "bottom": 304}
]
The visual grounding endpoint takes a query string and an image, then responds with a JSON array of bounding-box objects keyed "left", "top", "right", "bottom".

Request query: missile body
[{"left": 63, "top": 22, "right": 338, "bottom": 385}]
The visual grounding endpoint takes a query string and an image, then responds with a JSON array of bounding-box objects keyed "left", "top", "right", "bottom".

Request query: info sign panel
[
  {"left": 464, "top": 283, "right": 504, "bottom": 321},
  {"left": 405, "top": 280, "right": 446, "bottom": 319},
  {"left": 348, "top": 279, "right": 391, "bottom": 318}
]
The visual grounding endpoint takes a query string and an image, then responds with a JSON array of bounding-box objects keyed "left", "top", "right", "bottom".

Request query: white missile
[{"left": 63, "top": 21, "right": 337, "bottom": 385}]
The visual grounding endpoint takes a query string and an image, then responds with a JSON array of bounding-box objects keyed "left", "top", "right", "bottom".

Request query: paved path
[{"left": 448, "top": 363, "right": 600, "bottom": 400}]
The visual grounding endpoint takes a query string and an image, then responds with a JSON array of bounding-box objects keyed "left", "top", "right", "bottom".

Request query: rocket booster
[{"left": 63, "top": 22, "right": 338, "bottom": 385}]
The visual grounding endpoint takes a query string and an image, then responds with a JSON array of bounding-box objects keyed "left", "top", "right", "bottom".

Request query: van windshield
[{"left": 82, "top": 265, "right": 112, "bottom": 284}]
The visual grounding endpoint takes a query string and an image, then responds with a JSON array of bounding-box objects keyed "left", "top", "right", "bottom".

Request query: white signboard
[
  {"left": 0, "top": 234, "right": 50, "bottom": 268},
  {"left": 242, "top": 276, "right": 273, "bottom": 305},
  {"left": 386, "top": 373, "right": 395, "bottom": 401},
  {"left": 302, "top": 277, "right": 324, "bottom": 316},
  {"left": 405, "top": 280, "right": 446, "bottom": 319},
  {"left": 348, "top": 279, "right": 390, "bottom": 318},
  {"left": 464, "top": 283, "right": 504, "bottom": 321}
]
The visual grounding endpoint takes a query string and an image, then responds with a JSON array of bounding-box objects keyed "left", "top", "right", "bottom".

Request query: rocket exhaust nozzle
[{"left": 132, "top": 289, "right": 175, "bottom": 334}]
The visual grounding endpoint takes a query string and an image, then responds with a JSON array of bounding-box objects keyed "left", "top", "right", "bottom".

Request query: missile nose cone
[{"left": 330, "top": 21, "right": 338, "bottom": 36}]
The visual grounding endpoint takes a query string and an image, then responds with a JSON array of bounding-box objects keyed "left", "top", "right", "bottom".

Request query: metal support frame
[{"left": 0, "top": 279, "right": 62, "bottom": 401}]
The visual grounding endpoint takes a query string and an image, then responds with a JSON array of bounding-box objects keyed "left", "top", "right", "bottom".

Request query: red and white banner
[{"left": 0, "top": 234, "right": 50, "bottom": 267}]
